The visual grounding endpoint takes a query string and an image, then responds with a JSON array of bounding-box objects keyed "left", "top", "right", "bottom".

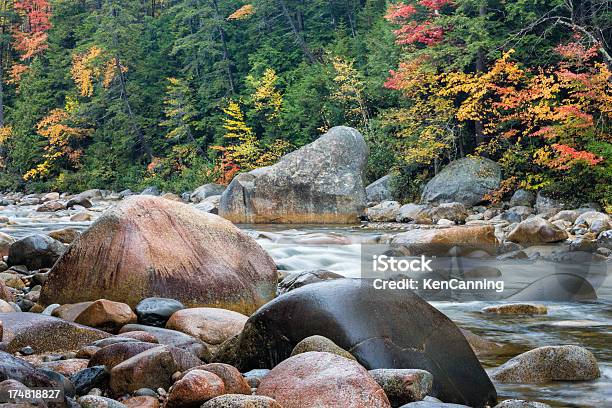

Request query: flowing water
[{"left": 1, "top": 204, "right": 610, "bottom": 407}]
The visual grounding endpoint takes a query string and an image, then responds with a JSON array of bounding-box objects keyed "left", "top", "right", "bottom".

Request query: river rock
[
  {"left": 574, "top": 211, "right": 611, "bottom": 234},
  {"left": 391, "top": 225, "right": 498, "bottom": 256},
  {"left": 119, "top": 331, "right": 158, "bottom": 343},
  {"left": 490, "top": 345, "right": 600, "bottom": 383},
  {"left": 190, "top": 184, "right": 226, "bottom": 203},
  {"left": 7, "top": 234, "right": 65, "bottom": 270},
  {"left": 535, "top": 192, "right": 564, "bottom": 216},
  {"left": 365, "top": 201, "right": 401, "bottom": 222},
  {"left": 195, "top": 195, "right": 221, "bottom": 214},
  {"left": 48, "top": 228, "right": 81, "bottom": 244},
  {"left": 140, "top": 186, "right": 160, "bottom": 196},
  {"left": 0, "top": 351, "right": 64, "bottom": 389},
  {"left": 369, "top": 369, "right": 433, "bottom": 406},
  {"left": 66, "top": 195, "right": 93, "bottom": 209},
  {"left": 366, "top": 175, "right": 393, "bottom": 203},
  {"left": 396, "top": 204, "right": 431, "bottom": 224},
  {"left": 421, "top": 158, "right": 501, "bottom": 206},
  {"left": 549, "top": 210, "right": 579, "bottom": 223},
  {"left": 243, "top": 369, "right": 270, "bottom": 388},
  {"left": 135, "top": 297, "right": 184, "bottom": 327},
  {"left": 74, "top": 300, "right": 137, "bottom": 333},
  {"left": 0, "top": 281, "right": 13, "bottom": 302},
  {"left": 78, "top": 396, "right": 127, "bottom": 408},
  {"left": 109, "top": 345, "right": 202, "bottom": 394},
  {"left": 40, "top": 196, "right": 277, "bottom": 315},
  {"left": 52, "top": 302, "right": 94, "bottom": 322},
  {"left": 256, "top": 352, "right": 391, "bottom": 408},
  {"left": 213, "top": 279, "right": 497, "bottom": 407},
  {"left": 71, "top": 366, "right": 110, "bottom": 395},
  {"left": 277, "top": 270, "right": 343, "bottom": 294},
  {"left": 501, "top": 206, "right": 533, "bottom": 223},
  {"left": 427, "top": 203, "right": 469, "bottom": 224},
  {"left": 220, "top": 126, "right": 368, "bottom": 224},
  {"left": 202, "top": 395, "right": 282, "bottom": 408},
  {"left": 166, "top": 369, "right": 225, "bottom": 408},
  {"left": 459, "top": 329, "right": 506, "bottom": 357},
  {"left": 0, "top": 232, "right": 16, "bottom": 257},
  {"left": 166, "top": 308, "right": 247, "bottom": 349},
  {"left": 399, "top": 403, "right": 471, "bottom": 408},
  {"left": 119, "top": 324, "right": 210, "bottom": 359},
  {"left": 506, "top": 217, "right": 568, "bottom": 244},
  {"left": 39, "top": 358, "right": 89, "bottom": 376},
  {"left": 191, "top": 363, "right": 250, "bottom": 395},
  {"left": 509, "top": 190, "right": 535, "bottom": 207},
  {"left": 507, "top": 274, "right": 597, "bottom": 301},
  {"left": 290, "top": 335, "right": 355, "bottom": 360},
  {"left": 89, "top": 342, "right": 160, "bottom": 369},
  {"left": 597, "top": 230, "right": 612, "bottom": 249},
  {"left": 0, "top": 313, "right": 109, "bottom": 353},
  {"left": 71, "top": 211, "right": 92, "bottom": 222},
  {"left": 37, "top": 200, "right": 66, "bottom": 212},
  {"left": 123, "top": 396, "right": 159, "bottom": 408},
  {"left": 493, "top": 400, "right": 552, "bottom": 408},
  {"left": 0, "top": 299, "right": 15, "bottom": 312},
  {"left": 482, "top": 304, "right": 547, "bottom": 315}
]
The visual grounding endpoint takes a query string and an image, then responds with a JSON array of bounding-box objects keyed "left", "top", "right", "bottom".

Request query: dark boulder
[
  {"left": 7, "top": 234, "right": 65, "bottom": 270},
  {"left": 212, "top": 279, "right": 497, "bottom": 408},
  {"left": 135, "top": 297, "right": 185, "bottom": 327}
]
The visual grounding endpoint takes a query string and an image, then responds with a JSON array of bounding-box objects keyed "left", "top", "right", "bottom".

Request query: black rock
[
  {"left": 135, "top": 297, "right": 185, "bottom": 327},
  {"left": 134, "top": 388, "right": 159, "bottom": 398},
  {"left": 213, "top": 279, "right": 497, "bottom": 408},
  {"left": 277, "top": 270, "right": 343, "bottom": 295},
  {"left": 7, "top": 234, "right": 65, "bottom": 270},
  {"left": 70, "top": 366, "right": 109, "bottom": 395},
  {"left": 66, "top": 195, "right": 93, "bottom": 209}
]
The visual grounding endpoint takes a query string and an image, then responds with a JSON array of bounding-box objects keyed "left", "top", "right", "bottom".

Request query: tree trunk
[
  {"left": 277, "top": 0, "right": 316, "bottom": 63},
  {"left": 211, "top": 0, "right": 235, "bottom": 94},
  {"left": 474, "top": 2, "right": 487, "bottom": 147}
]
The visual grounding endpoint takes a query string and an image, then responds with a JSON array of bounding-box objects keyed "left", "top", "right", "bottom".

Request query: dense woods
[{"left": 0, "top": 0, "right": 609, "bottom": 207}]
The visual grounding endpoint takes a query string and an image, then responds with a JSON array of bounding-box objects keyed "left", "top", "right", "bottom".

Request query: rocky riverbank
[{"left": 0, "top": 126, "right": 610, "bottom": 408}]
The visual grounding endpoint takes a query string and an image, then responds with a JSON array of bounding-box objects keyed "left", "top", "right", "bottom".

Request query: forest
[{"left": 0, "top": 0, "right": 609, "bottom": 208}]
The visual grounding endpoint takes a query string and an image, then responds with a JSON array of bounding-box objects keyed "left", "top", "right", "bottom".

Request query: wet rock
[
  {"left": 0, "top": 351, "right": 65, "bottom": 390},
  {"left": 365, "top": 201, "right": 401, "bottom": 222},
  {"left": 192, "top": 363, "right": 250, "bottom": 395},
  {"left": 290, "top": 335, "right": 355, "bottom": 361},
  {"left": 482, "top": 304, "right": 547, "bottom": 315},
  {"left": 119, "top": 324, "right": 210, "bottom": 360},
  {"left": 166, "top": 308, "right": 247, "bottom": 349},
  {"left": 135, "top": 298, "right": 184, "bottom": 327},
  {"left": 78, "top": 396, "right": 127, "bottom": 408},
  {"left": 421, "top": 157, "right": 501, "bottom": 206},
  {"left": 493, "top": 400, "right": 552, "bottom": 408},
  {"left": 70, "top": 366, "right": 110, "bottom": 395},
  {"left": 506, "top": 217, "right": 568, "bottom": 244},
  {"left": 48, "top": 228, "right": 81, "bottom": 244},
  {"left": 507, "top": 273, "right": 597, "bottom": 301},
  {"left": 277, "top": 270, "right": 343, "bottom": 294},
  {"left": 109, "top": 345, "right": 201, "bottom": 394},
  {"left": 491, "top": 345, "right": 600, "bottom": 383},
  {"left": 366, "top": 175, "right": 393, "bottom": 203},
  {"left": 89, "top": 342, "right": 159, "bottom": 369},
  {"left": 40, "top": 359, "right": 89, "bottom": 376},
  {"left": 369, "top": 369, "right": 433, "bottom": 406},
  {"left": 40, "top": 196, "right": 277, "bottom": 315},
  {"left": 202, "top": 395, "right": 282, "bottom": 408},
  {"left": 391, "top": 225, "right": 498, "bottom": 256},
  {"left": 427, "top": 203, "right": 469, "bottom": 224},
  {"left": 509, "top": 190, "right": 535, "bottom": 207},
  {"left": 214, "top": 280, "right": 497, "bottom": 408},
  {"left": 396, "top": 204, "right": 431, "bottom": 224},
  {"left": 459, "top": 329, "right": 506, "bottom": 357},
  {"left": 220, "top": 126, "right": 368, "bottom": 224},
  {"left": 165, "top": 369, "right": 225, "bottom": 408},
  {"left": 8, "top": 235, "right": 65, "bottom": 270},
  {"left": 573, "top": 211, "right": 611, "bottom": 234},
  {"left": 190, "top": 184, "right": 226, "bottom": 203},
  {"left": 122, "top": 396, "right": 159, "bottom": 408},
  {"left": 0, "top": 313, "right": 109, "bottom": 353},
  {"left": 74, "top": 300, "right": 137, "bottom": 333},
  {"left": 119, "top": 331, "right": 158, "bottom": 343},
  {"left": 36, "top": 200, "right": 66, "bottom": 212}
]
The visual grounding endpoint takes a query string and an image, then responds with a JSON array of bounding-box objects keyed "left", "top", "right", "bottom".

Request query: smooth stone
[
  {"left": 74, "top": 299, "right": 137, "bottom": 333},
  {"left": 242, "top": 369, "right": 270, "bottom": 388},
  {"left": 366, "top": 175, "right": 393, "bottom": 203},
  {"left": 256, "top": 352, "right": 390, "bottom": 408},
  {"left": 482, "top": 304, "right": 547, "bottom": 315},
  {"left": 166, "top": 308, "right": 247, "bottom": 348},
  {"left": 391, "top": 225, "right": 498, "bottom": 256},
  {"left": 165, "top": 369, "right": 225, "bottom": 408},
  {"left": 0, "top": 313, "right": 109, "bottom": 353},
  {"left": 41, "top": 196, "right": 276, "bottom": 315},
  {"left": 7, "top": 234, "right": 65, "bottom": 270},
  {"left": 490, "top": 345, "right": 600, "bottom": 383},
  {"left": 277, "top": 270, "right": 343, "bottom": 295},
  {"left": 135, "top": 298, "right": 184, "bottom": 327},
  {"left": 365, "top": 201, "right": 401, "bottom": 222},
  {"left": 0, "top": 351, "right": 65, "bottom": 390},
  {"left": 290, "top": 335, "right": 355, "bottom": 361},
  {"left": 78, "top": 396, "right": 127, "bottom": 408},
  {"left": 71, "top": 212, "right": 92, "bottom": 222},
  {"left": 507, "top": 217, "right": 568, "bottom": 244},
  {"left": 0, "top": 300, "right": 15, "bottom": 313},
  {"left": 70, "top": 366, "right": 110, "bottom": 395},
  {"left": 399, "top": 403, "right": 471, "bottom": 408},
  {"left": 48, "top": 228, "right": 81, "bottom": 244},
  {"left": 0, "top": 280, "right": 13, "bottom": 302},
  {"left": 119, "top": 331, "right": 158, "bottom": 343},
  {"left": 119, "top": 324, "right": 210, "bottom": 360},
  {"left": 0, "top": 232, "right": 16, "bottom": 258},
  {"left": 460, "top": 329, "right": 507, "bottom": 357},
  {"left": 36, "top": 200, "right": 66, "bottom": 212},
  {"left": 89, "top": 342, "right": 160, "bottom": 369},
  {"left": 427, "top": 203, "right": 469, "bottom": 224},
  {"left": 39, "top": 358, "right": 89, "bottom": 376},
  {"left": 122, "top": 396, "right": 160, "bottom": 408},
  {"left": 109, "top": 345, "right": 202, "bottom": 394},
  {"left": 494, "top": 400, "right": 552, "bottom": 408},
  {"left": 52, "top": 302, "right": 95, "bottom": 321},
  {"left": 509, "top": 190, "right": 535, "bottom": 207},
  {"left": 369, "top": 369, "right": 433, "bottom": 406},
  {"left": 202, "top": 395, "right": 282, "bottom": 408},
  {"left": 190, "top": 184, "right": 226, "bottom": 203},
  {"left": 190, "top": 363, "right": 250, "bottom": 395},
  {"left": 396, "top": 204, "right": 432, "bottom": 224}
]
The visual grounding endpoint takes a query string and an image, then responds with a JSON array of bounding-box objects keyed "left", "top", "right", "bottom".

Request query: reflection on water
[{"left": 1, "top": 211, "right": 610, "bottom": 407}]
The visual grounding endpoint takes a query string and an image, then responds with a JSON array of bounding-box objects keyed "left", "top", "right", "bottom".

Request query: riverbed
[{"left": 1, "top": 203, "right": 610, "bottom": 407}]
